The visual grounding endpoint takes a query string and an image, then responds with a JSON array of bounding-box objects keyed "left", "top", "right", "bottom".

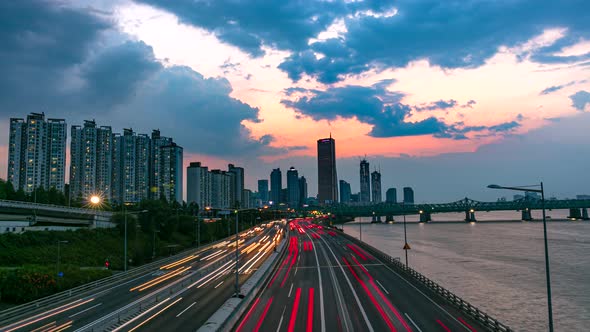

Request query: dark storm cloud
[
  {"left": 282, "top": 82, "right": 519, "bottom": 139},
  {"left": 279, "top": 0, "right": 590, "bottom": 83},
  {"left": 0, "top": 0, "right": 281, "bottom": 158},
  {"left": 569, "top": 90, "right": 590, "bottom": 111}
]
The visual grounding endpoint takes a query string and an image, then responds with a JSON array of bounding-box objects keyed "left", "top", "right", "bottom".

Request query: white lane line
[
  {"left": 376, "top": 279, "right": 389, "bottom": 295},
  {"left": 294, "top": 267, "right": 298, "bottom": 276},
  {"left": 288, "top": 283, "right": 294, "bottom": 297},
  {"left": 276, "top": 306, "right": 287, "bottom": 332},
  {"left": 69, "top": 303, "right": 103, "bottom": 318},
  {"left": 176, "top": 302, "right": 196, "bottom": 317},
  {"left": 404, "top": 313, "right": 423, "bottom": 332},
  {"left": 215, "top": 281, "right": 224, "bottom": 289}
]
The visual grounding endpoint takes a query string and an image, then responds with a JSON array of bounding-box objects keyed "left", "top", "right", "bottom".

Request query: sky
[{"left": 0, "top": 0, "right": 589, "bottom": 203}]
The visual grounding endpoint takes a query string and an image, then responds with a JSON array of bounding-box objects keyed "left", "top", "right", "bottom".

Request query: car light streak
[
  {"left": 160, "top": 255, "right": 198, "bottom": 270},
  {"left": 45, "top": 320, "right": 73, "bottom": 332},
  {"left": 307, "top": 288, "right": 315, "bottom": 332},
  {"left": 253, "top": 297, "right": 274, "bottom": 332},
  {"left": 235, "top": 298, "right": 261, "bottom": 332},
  {"left": 112, "top": 297, "right": 171, "bottom": 332},
  {"left": 287, "top": 288, "right": 302, "bottom": 332},
  {"left": 31, "top": 321, "right": 56, "bottom": 332},
  {"left": 128, "top": 297, "right": 183, "bottom": 332},
  {"left": 202, "top": 249, "right": 226, "bottom": 261},
  {"left": 188, "top": 260, "right": 234, "bottom": 289},
  {"left": 436, "top": 320, "right": 451, "bottom": 332},
  {"left": 458, "top": 317, "right": 477, "bottom": 332},
  {"left": 130, "top": 266, "right": 190, "bottom": 292},
  {"left": 2, "top": 298, "right": 94, "bottom": 332}
]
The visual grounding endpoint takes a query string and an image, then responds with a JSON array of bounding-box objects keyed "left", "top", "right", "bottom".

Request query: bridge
[{"left": 305, "top": 197, "right": 590, "bottom": 222}]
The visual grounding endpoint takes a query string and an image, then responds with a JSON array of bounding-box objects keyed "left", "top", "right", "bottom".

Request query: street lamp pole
[
  {"left": 234, "top": 210, "right": 240, "bottom": 297},
  {"left": 488, "top": 182, "right": 553, "bottom": 332},
  {"left": 403, "top": 203, "right": 408, "bottom": 267}
]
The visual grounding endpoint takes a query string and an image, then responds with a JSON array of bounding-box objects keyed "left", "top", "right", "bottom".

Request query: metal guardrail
[
  {"left": 0, "top": 231, "right": 247, "bottom": 326},
  {"left": 339, "top": 231, "right": 513, "bottom": 332},
  {"left": 0, "top": 199, "right": 113, "bottom": 217}
]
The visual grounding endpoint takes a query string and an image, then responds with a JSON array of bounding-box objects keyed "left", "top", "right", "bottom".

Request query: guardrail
[
  {"left": 0, "top": 230, "right": 250, "bottom": 326},
  {"left": 338, "top": 231, "right": 513, "bottom": 332}
]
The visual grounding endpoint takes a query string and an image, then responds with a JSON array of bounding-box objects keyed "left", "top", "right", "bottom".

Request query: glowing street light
[{"left": 90, "top": 195, "right": 101, "bottom": 205}]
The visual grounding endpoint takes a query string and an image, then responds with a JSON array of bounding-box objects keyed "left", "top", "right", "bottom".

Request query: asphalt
[
  {"left": 0, "top": 223, "right": 283, "bottom": 332},
  {"left": 235, "top": 219, "right": 487, "bottom": 332}
]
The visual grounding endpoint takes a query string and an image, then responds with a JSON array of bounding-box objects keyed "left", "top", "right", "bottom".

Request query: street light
[
  {"left": 402, "top": 202, "right": 409, "bottom": 267},
  {"left": 488, "top": 182, "right": 553, "bottom": 332},
  {"left": 56, "top": 240, "right": 68, "bottom": 278},
  {"left": 90, "top": 195, "right": 101, "bottom": 205},
  {"left": 123, "top": 208, "right": 148, "bottom": 272},
  {"left": 228, "top": 208, "right": 252, "bottom": 298}
]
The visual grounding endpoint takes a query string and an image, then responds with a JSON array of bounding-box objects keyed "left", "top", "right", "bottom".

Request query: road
[
  {"left": 0, "top": 221, "right": 284, "bottom": 332},
  {"left": 236, "top": 218, "right": 486, "bottom": 332}
]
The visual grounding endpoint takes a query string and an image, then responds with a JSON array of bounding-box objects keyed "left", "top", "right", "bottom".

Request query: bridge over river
[{"left": 305, "top": 197, "right": 590, "bottom": 222}]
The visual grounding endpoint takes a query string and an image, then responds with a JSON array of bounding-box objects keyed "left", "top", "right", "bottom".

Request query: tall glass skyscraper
[
  {"left": 359, "top": 159, "right": 371, "bottom": 203},
  {"left": 371, "top": 170, "right": 382, "bottom": 203},
  {"left": 287, "top": 167, "right": 300, "bottom": 207},
  {"left": 270, "top": 168, "right": 282, "bottom": 204},
  {"left": 317, "top": 136, "right": 338, "bottom": 204}
]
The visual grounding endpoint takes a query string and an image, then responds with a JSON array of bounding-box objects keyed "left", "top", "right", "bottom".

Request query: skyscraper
[
  {"left": 359, "top": 159, "right": 370, "bottom": 203},
  {"left": 371, "top": 170, "right": 382, "bottom": 203},
  {"left": 258, "top": 179, "right": 269, "bottom": 204},
  {"left": 135, "top": 134, "right": 150, "bottom": 202},
  {"left": 149, "top": 129, "right": 172, "bottom": 199},
  {"left": 317, "top": 136, "right": 338, "bottom": 204},
  {"left": 270, "top": 168, "right": 282, "bottom": 204},
  {"left": 299, "top": 176, "right": 307, "bottom": 206},
  {"left": 7, "top": 113, "right": 66, "bottom": 193},
  {"left": 210, "top": 170, "right": 231, "bottom": 208},
  {"left": 403, "top": 187, "right": 414, "bottom": 204},
  {"left": 70, "top": 120, "right": 112, "bottom": 201},
  {"left": 187, "top": 162, "right": 211, "bottom": 209},
  {"left": 339, "top": 180, "right": 351, "bottom": 203},
  {"left": 386, "top": 188, "right": 397, "bottom": 203},
  {"left": 160, "top": 142, "right": 183, "bottom": 203},
  {"left": 287, "top": 167, "right": 300, "bottom": 207},
  {"left": 228, "top": 164, "right": 245, "bottom": 207}
]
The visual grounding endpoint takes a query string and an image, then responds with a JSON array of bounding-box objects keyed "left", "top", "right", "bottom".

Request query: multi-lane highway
[
  {"left": 0, "top": 221, "right": 284, "bottom": 332},
  {"left": 236, "top": 218, "right": 485, "bottom": 332}
]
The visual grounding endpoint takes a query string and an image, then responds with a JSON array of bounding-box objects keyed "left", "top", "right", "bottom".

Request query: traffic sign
[{"left": 403, "top": 243, "right": 411, "bottom": 250}]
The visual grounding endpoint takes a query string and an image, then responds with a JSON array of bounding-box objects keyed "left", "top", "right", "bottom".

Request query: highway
[
  {"left": 236, "top": 218, "right": 485, "bottom": 332},
  {"left": 0, "top": 221, "right": 284, "bottom": 332}
]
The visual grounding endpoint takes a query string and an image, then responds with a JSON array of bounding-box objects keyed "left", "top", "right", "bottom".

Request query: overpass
[{"left": 304, "top": 197, "right": 590, "bottom": 222}]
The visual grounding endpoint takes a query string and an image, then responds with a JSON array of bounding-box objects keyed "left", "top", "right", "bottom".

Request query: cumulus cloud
[
  {"left": 0, "top": 0, "right": 282, "bottom": 158},
  {"left": 282, "top": 82, "right": 520, "bottom": 139},
  {"left": 569, "top": 90, "right": 590, "bottom": 111}
]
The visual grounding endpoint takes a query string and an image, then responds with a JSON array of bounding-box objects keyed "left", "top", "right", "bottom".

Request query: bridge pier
[
  {"left": 385, "top": 215, "right": 395, "bottom": 222},
  {"left": 419, "top": 211, "right": 431, "bottom": 223},
  {"left": 521, "top": 209, "right": 532, "bottom": 221},
  {"left": 582, "top": 208, "right": 589, "bottom": 220},
  {"left": 568, "top": 208, "right": 583, "bottom": 220},
  {"left": 464, "top": 210, "right": 476, "bottom": 222},
  {"left": 371, "top": 215, "right": 382, "bottom": 223}
]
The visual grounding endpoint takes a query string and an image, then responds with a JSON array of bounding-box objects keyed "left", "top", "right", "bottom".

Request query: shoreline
[{"left": 344, "top": 218, "right": 587, "bottom": 224}]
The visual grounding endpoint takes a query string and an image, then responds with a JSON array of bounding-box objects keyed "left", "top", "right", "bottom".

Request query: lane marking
[
  {"left": 215, "top": 281, "right": 224, "bottom": 289},
  {"left": 376, "top": 280, "right": 390, "bottom": 294},
  {"left": 307, "top": 288, "right": 315, "bottom": 332},
  {"left": 288, "top": 283, "right": 294, "bottom": 297},
  {"left": 69, "top": 302, "right": 103, "bottom": 318},
  {"left": 254, "top": 297, "right": 274, "bottom": 332},
  {"left": 404, "top": 313, "right": 423, "bottom": 332},
  {"left": 176, "top": 302, "right": 196, "bottom": 317},
  {"left": 287, "top": 288, "right": 302, "bottom": 332},
  {"left": 276, "top": 306, "right": 287, "bottom": 332}
]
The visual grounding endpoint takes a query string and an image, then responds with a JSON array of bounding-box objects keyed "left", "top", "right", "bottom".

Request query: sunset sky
[{"left": 1, "top": 0, "right": 589, "bottom": 202}]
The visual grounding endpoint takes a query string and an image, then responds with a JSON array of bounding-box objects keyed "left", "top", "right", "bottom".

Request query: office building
[
  {"left": 258, "top": 179, "right": 269, "bottom": 204},
  {"left": 403, "top": 187, "right": 414, "bottom": 204},
  {"left": 210, "top": 170, "right": 231, "bottom": 208},
  {"left": 339, "top": 180, "right": 351, "bottom": 203},
  {"left": 70, "top": 120, "right": 112, "bottom": 201},
  {"left": 187, "top": 162, "right": 211, "bottom": 210},
  {"left": 299, "top": 176, "right": 307, "bottom": 207},
  {"left": 270, "top": 168, "right": 282, "bottom": 204},
  {"left": 243, "top": 189, "right": 251, "bottom": 208},
  {"left": 7, "top": 113, "right": 66, "bottom": 193},
  {"left": 287, "top": 167, "right": 300, "bottom": 207},
  {"left": 160, "top": 142, "right": 183, "bottom": 203},
  {"left": 371, "top": 170, "right": 382, "bottom": 203},
  {"left": 228, "top": 164, "right": 245, "bottom": 207},
  {"left": 386, "top": 188, "right": 397, "bottom": 203},
  {"left": 359, "top": 159, "right": 370, "bottom": 203},
  {"left": 317, "top": 136, "right": 338, "bottom": 204}
]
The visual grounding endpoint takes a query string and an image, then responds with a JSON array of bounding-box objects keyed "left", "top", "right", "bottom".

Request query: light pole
[
  {"left": 123, "top": 208, "right": 148, "bottom": 271},
  {"left": 402, "top": 202, "right": 409, "bottom": 267},
  {"left": 234, "top": 209, "right": 240, "bottom": 298},
  {"left": 57, "top": 240, "right": 68, "bottom": 277},
  {"left": 488, "top": 183, "right": 553, "bottom": 332}
]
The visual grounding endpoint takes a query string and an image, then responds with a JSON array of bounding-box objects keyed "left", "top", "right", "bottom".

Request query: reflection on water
[{"left": 344, "top": 211, "right": 590, "bottom": 331}]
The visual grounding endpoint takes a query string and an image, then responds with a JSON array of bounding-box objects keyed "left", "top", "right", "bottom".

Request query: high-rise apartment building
[
  {"left": 228, "top": 164, "right": 245, "bottom": 208},
  {"left": 317, "top": 136, "right": 338, "bottom": 204},
  {"left": 149, "top": 130, "right": 172, "bottom": 200},
  {"left": 339, "top": 180, "right": 351, "bottom": 203},
  {"left": 70, "top": 120, "right": 112, "bottom": 201},
  {"left": 160, "top": 143, "right": 183, "bottom": 203},
  {"left": 371, "top": 170, "right": 382, "bottom": 203},
  {"left": 403, "top": 187, "right": 414, "bottom": 204},
  {"left": 7, "top": 113, "right": 66, "bottom": 193},
  {"left": 257, "top": 179, "right": 269, "bottom": 204},
  {"left": 299, "top": 176, "right": 307, "bottom": 207},
  {"left": 359, "top": 159, "right": 370, "bottom": 203},
  {"left": 270, "top": 168, "right": 282, "bottom": 204},
  {"left": 386, "top": 188, "right": 397, "bottom": 203},
  {"left": 210, "top": 170, "right": 231, "bottom": 208},
  {"left": 287, "top": 167, "right": 300, "bottom": 207},
  {"left": 187, "top": 162, "right": 211, "bottom": 209}
]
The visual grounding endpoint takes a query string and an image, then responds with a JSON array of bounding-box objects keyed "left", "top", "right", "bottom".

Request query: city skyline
[{"left": 1, "top": 1, "right": 589, "bottom": 202}]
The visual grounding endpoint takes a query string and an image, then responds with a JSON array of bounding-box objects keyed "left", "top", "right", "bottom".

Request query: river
[{"left": 343, "top": 210, "right": 590, "bottom": 331}]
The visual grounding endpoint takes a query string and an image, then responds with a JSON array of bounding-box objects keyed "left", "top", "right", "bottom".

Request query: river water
[{"left": 343, "top": 210, "right": 590, "bottom": 331}]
